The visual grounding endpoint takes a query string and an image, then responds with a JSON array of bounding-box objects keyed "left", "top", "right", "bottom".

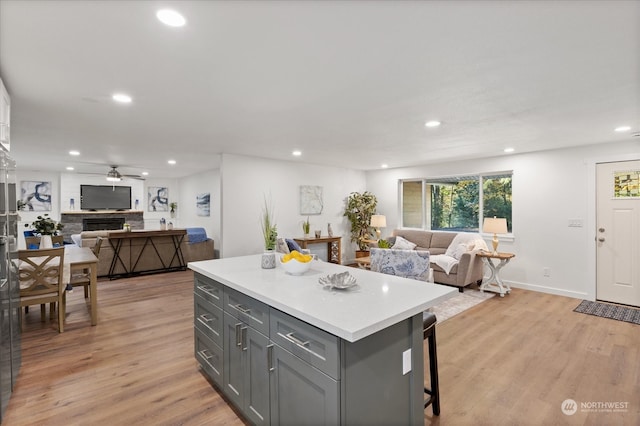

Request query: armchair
[{"left": 369, "top": 248, "right": 433, "bottom": 282}]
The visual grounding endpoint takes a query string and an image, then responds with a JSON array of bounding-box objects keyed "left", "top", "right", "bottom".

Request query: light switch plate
[{"left": 402, "top": 349, "right": 411, "bottom": 375}]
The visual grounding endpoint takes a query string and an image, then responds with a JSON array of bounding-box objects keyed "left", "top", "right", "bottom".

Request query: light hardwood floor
[{"left": 4, "top": 271, "right": 639, "bottom": 425}]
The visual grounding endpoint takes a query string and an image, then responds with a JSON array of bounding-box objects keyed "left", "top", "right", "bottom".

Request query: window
[{"left": 400, "top": 172, "right": 512, "bottom": 233}]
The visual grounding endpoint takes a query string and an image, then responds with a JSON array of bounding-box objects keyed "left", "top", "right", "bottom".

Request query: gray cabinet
[
  {"left": 193, "top": 272, "right": 424, "bottom": 425},
  {"left": 222, "top": 286, "right": 270, "bottom": 425}
]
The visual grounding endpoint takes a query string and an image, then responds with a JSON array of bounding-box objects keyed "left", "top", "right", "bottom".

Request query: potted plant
[
  {"left": 25, "top": 214, "right": 64, "bottom": 248},
  {"left": 25, "top": 214, "right": 64, "bottom": 236},
  {"left": 343, "top": 191, "right": 378, "bottom": 255},
  {"left": 260, "top": 196, "right": 277, "bottom": 268},
  {"left": 302, "top": 216, "right": 310, "bottom": 238},
  {"left": 169, "top": 202, "right": 177, "bottom": 218}
]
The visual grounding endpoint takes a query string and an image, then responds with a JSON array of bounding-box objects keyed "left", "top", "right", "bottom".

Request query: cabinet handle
[
  {"left": 277, "top": 332, "right": 327, "bottom": 361},
  {"left": 241, "top": 326, "right": 248, "bottom": 351},
  {"left": 285, "top": 332, "right": 310, "bottom": 347},
  {"left": 235, "top": 323, "right": 242, "bottom": 347},
  {"left": 199, "top": 313, "right": 213, "bottom": 323},
  {"left": 198, "top": 349, "right": 213, "bottom": 361},
  {"left": 267, "top": 344, "right": 274, "bottom": 372},
  {"left": 197, "top": 285, "right": 220, "bottom": 300},
  {"left": 234, "top": 304, "right": 251, "bottom": 314}
]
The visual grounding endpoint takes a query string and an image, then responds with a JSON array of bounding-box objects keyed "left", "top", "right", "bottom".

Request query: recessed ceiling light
[
  {"left": 168, "top": 160, "right": 176, "bottom": 165},
  {"left": 381, "top": 164, "right": 388, "bottom": 168},
  {"left": 66, "top": 166, "right": 74, "bottom": 171},
  {"left": 292, "top": 150, "right": 302, "bottom": 156},
  {"left": 142, "top": 171, "right": 149, "bottom": 176},
  {"left": 615, "top": 125, "right": 631, "bottom": 132},
  {"left": 69, "top": 150, "right": 80, "bottom": 156},
  {"left": 504, "top": 147, "right": 515, "bottom": 153},
  {"left": 425, "top": 120, "right": 441, "bottom": 128},
  {"left": 112, "top": 93, "right": 132, "bottom": 103},
  {"left": 156, "top": 9, "right": 186, "bottom": 27}
]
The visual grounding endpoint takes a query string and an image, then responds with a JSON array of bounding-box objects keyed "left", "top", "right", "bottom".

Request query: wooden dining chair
[
  {"left": 69, "top": 236, "right": 103, "bottom": 298},
  {"left": 17, "top": 247, "right": 67, "bottom": 332}
]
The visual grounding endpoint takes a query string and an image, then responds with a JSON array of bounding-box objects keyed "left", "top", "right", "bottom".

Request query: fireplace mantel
[{"left": 61, "top": 211, "right": 144, "bottom": 243}]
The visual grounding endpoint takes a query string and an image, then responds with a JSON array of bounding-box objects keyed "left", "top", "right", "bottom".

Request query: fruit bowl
[{"left": 278, "top": 255, "right": 312, "bottom": 275}]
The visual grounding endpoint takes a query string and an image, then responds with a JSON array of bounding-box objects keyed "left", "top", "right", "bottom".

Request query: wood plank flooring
[{"left": 4, "top": 271, "right": 639, "bottom": 425}]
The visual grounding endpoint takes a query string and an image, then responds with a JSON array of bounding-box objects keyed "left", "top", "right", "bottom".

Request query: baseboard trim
[{"left": 507, "top": 280, "right": 591, "bottom": 300}]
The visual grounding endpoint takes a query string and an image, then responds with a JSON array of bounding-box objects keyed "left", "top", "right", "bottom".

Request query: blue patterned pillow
[{"left": 285, "top": 239, "right": 303, "bottom": 252}]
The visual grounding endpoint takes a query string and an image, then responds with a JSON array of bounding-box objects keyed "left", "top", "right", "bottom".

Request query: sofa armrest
[{"left": 456, "top": 251, "right": 484, "bottom": 286}]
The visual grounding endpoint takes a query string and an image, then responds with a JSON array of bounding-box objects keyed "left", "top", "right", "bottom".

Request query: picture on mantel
[
  {"left": 148, "top": 187, "right": 169, "bottom": 212},
  {"left": 197, "top": 192, "right": 210, "bottom": 217},
  {"left": 20, "top": 181, "right": 52, "bottom": 211}
]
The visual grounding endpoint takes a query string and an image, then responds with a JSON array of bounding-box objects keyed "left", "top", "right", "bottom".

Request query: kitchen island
[{"left": 189, "top": 255, "right": 456, "bottom": 425}]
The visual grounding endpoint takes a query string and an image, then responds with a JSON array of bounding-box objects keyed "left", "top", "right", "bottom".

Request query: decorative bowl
[
  {"left": 318, "top": 271, "right": 358, "bottom": 290},
  {"left": 278, "top": 255, "right": 312, "bottom": 275}
]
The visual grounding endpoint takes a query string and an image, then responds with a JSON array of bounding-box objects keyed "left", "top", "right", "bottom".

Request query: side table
[
  {"left": 293, "top": 236, "right": 342, "bottom": 264},
  {"left": 477, "top": 251, "right": 515, "bottom": 297}
]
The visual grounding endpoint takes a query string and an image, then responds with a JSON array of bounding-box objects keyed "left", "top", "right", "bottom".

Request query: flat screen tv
[{"left": 80, "top": 185, "right": 131, "bottom": 210}]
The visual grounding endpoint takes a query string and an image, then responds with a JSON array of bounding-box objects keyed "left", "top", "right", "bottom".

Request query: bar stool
[{"left": 423, "top": 311, "right": 440, "bottom": 415}]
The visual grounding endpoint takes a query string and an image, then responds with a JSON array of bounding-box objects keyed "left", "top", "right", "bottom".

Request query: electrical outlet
[{"left": 543, "top": 267, "right": 551, "bottom": 277}]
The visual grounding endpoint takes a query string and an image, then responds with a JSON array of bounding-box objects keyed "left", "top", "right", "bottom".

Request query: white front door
[{"left": 596, "top": 160, "right": 640, "bottom": 306}]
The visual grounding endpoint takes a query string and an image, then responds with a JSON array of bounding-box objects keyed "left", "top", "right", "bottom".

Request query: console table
[
  {"left": 293, "top": 236, "right": 341, "bottom": 264},
  {"left": 107, "top": 229, "right": 187, "bottom": 278}
]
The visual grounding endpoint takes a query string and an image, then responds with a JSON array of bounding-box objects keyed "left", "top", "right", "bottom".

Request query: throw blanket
[{"left": 186, "top": 227, "right": 208, "bottom": 244}]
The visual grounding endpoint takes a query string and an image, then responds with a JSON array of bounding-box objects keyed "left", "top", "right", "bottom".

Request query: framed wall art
[
  {"left": 148, "top": 186, "right": 169, "bottom": 212},
  {"left": 300, "top": 185, "right": 323, "bottom": 215},
  {"left": 197, "top": 192, "right": 210, "bottom": 217},
  {"left": 20, "top": 181, "right": 52, "bottom": 211}
]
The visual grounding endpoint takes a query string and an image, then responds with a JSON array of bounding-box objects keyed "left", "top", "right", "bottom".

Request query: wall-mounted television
[{"left": 80, "top": 185, "right": 131, "bottom": 210}]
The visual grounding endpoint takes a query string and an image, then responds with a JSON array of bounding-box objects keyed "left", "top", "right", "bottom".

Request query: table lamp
[
  {"left": 370, "top": 215, "right": 387, "bottom": 240},
  {"left": 483, "top": 216, "right": 507, "bottom": 255}
]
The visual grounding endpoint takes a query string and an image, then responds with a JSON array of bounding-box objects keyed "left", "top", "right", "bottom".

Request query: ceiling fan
[{"left": 105, "top": 165, "right": 145, "bottom": 181}]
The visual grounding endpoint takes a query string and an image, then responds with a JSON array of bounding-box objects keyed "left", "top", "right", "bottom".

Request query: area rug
[
  {"left": 574, "top": 300, "right": 640, "bottom": 325},
  {"left": 428, "top": 289, "right": 495, "bottom": 323}
]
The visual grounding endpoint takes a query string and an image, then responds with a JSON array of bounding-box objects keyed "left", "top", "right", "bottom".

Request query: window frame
[{"left": 399, "top": 171, "right": 513, "bottom": 236}]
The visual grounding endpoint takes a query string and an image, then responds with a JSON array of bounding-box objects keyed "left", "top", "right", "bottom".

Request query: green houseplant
[
  {"left": 261, "top": 196, "right": 277, "bottom": 251},
  {"left": 25, "top": 214, "right": 64, "bottom": 235},
  {"left": 302, "top": 216, "right": 310, "bottom": 236},
  {"left": 343, "top": 191, "right": 378, "bottom": 251}
]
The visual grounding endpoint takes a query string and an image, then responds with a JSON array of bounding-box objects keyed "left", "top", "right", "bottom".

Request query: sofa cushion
[
  {"left": 391, "top": 236, "right": 417, "bottom": 250},
  {"left": 431, "top": 232, "right": 457, "bottom": 250},
  {"left": 392, "top": 229, "right": 433, "bottom": 248},
  {"left": 186, "top": 227, "right": 208, "bottom": 244}
]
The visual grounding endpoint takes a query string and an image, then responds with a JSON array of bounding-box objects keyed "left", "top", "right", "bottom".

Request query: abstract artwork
[
  {"left": 300, "top": 185, "right": 323, "bottom": 215},
  {"left": 148, "top": 186, "right": 169, "bottom": 212},
  {"left": 20, "top": 181, "right": 52, "bottom": 211},
  {"left": 197, "top": 192, "right": 210, "bottom": 217}
]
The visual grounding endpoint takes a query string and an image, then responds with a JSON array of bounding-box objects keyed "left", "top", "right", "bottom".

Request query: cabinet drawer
[
  {"left": 195, "top": 327, "right": 223, "bottom": 387},
  {"left": 194, "top": 273, "right": 223, "bottom": 308},
  {"left": 194, "top": 293, "right": 223, "bottom": 347},
  {"left": 270, "top": 308, "right": 340, "bottom": 380},
  {"left": 223, "top": 287, "right": 269, "bottom": 336}
]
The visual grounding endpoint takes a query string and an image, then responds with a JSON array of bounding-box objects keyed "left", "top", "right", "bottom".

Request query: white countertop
[{"left": 188, "top": 255, "right": 457, "bottom": 342}]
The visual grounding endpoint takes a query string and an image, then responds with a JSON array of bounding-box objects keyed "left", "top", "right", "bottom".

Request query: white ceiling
[{"left": 1, "top": 0, "right": 638, "bottom": 179}]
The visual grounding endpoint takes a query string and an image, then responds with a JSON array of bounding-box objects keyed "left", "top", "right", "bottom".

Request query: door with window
[{"left": 596, "top": 160, "right": 640, "bottom": 306}]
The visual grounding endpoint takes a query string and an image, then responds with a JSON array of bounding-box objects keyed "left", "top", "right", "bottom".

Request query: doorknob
[
  {"left": 598, "top": 227, "right": 605, "bottom": 233},
  {"left": 598, "top": 237, "right": 605, "bottom": 242}
]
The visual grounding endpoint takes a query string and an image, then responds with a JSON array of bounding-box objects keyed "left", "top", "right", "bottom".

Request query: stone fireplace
[{"left": 61, "top": 211, "right": 144, "bottom": 243}]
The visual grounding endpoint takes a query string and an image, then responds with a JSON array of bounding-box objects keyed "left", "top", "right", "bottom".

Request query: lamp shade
[
  {"left": 370, "top": 215, "right": 387, "bottom": 228},
  {"left": 483, "top": 217, "right": 507, "bottom": 234}
]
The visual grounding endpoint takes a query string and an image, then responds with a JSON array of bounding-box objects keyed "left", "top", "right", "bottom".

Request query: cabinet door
[
  {"left": 270, "top": 344, "right": 339, "bottom": 426},
  {"left": 223, "top": 312, "right": 244, "bottom": 408},
  {"left": 244, "top": 327, "right": 270, "bottom": 425}
]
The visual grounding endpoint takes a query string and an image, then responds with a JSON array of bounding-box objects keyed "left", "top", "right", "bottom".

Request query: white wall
[
  {"left": 220, "top": 153, "right": 366, "bottom": 261},
  {"left": 178, "top": 167, "right": 221, "bottom": 256},
  {"left": 366, "top": 140, "right": 640, "bottom": 299}
]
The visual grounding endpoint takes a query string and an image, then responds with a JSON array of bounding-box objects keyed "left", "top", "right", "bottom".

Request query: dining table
[{"left": 64, "top": 245, "right": 99, "bottom": 325}]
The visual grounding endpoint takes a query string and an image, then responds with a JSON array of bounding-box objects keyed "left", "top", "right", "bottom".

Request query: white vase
[
  {"left": 261, "top": 250, "right": 276, "bottom": 269},
  {"left": 41, "top": 235, "right": 53, "bottom": 248}
]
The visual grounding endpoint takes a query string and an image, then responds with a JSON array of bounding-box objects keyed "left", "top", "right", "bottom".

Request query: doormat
[{"left": 574, "top": 300, "right": 640, "bottom": 325}]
